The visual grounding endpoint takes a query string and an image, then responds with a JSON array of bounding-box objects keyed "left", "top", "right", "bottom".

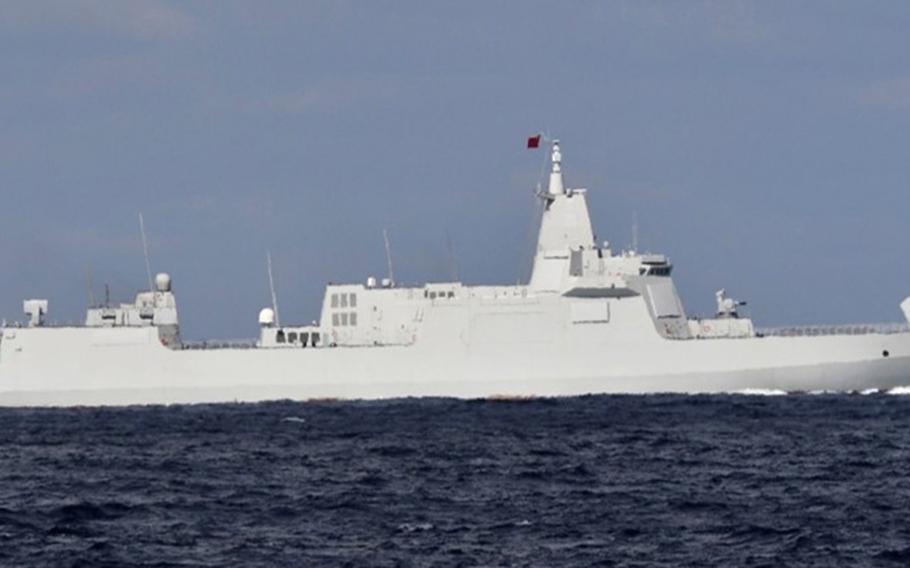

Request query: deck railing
[
  {"left": 181, "top": 339, "right": 258, "bottom": 350},
  {"left": 756, "top": 323, "right": 909, "bottom": 337}
]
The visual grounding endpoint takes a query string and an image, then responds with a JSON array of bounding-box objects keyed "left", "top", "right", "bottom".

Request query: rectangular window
[
  {"left": 429, "top": 291, "right": 437, "bottom": 299},
  {"left": 570, "top": 249, "right": 583, "bottom": 276},
  {"left": 300, "top": 332, "right": 309, "bottom": 346},
  {"left": 350, "top": 313, "right": 357, "bottom": 326},
  {"left": 349, "top": 293, "right": 357, "bottom": 307},
  {"left": 311, "top": 333, "right": 320, "bottom": 346},
  {"left": 288, "top": 332, "right": 298, "bottom": 343},
  {"left": 332, "top": 313, "right": 339, "bottom": 326},
  {"left": 447, "top": 291, "right": 455, "bottom": 298},
  {"left": 331, "top": 294, "right": 338, "bottom": 308},
  {"left": 340, "top": 294, "right": 348, "bottom": 308},
  {"left": 340, "top": 313, "right": 348, "bottom": 326}
]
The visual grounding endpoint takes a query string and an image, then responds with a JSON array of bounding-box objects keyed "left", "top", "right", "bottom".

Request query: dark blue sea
[{"left": 2, "top": 394, "right": 910, "bottom": 567}]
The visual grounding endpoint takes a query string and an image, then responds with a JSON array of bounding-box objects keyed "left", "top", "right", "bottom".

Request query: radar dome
[
  {"left": 258, "top": 307, "right": 276, "bottom": 327},
  {"left": 154, "top": 272, "right": 172, "bottom": 292}
]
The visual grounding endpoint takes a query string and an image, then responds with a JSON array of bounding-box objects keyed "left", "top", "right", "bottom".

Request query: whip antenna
[
  {"left": 139, "top": 212, "right": 153, "bottom": 292},
  {"left": 267, "top": 251, "right": 281, "bottom": 327},
  {"left": 383, "top": 229, "right": 396, "bottom": 286},
  {"left": 85, "top": 265, "right": 97, "bottom": 308}
]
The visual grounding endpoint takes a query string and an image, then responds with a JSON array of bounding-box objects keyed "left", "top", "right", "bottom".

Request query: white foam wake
[
  {"left": 733, "top": 388, "right": 788, "bottom": 396},
  {"left": 887, "top": 386, "right": 910, "bottom": 395}
]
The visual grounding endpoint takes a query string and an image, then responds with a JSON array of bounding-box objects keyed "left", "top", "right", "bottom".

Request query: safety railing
[
  {"left": 180, "top": 339, "right": 258, "bottom": 350},
  {"left": 756, "top": 323, "right": 910, "bottom": 337}
]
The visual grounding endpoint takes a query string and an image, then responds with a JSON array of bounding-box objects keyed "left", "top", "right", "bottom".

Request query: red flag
[{"left": 527, "top": 134, "right": 541, "bottom": 149}]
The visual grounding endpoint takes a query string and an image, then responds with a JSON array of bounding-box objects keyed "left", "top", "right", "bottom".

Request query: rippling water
[{"left": 2, "top": 393, "right": 910, "bottom": 566}]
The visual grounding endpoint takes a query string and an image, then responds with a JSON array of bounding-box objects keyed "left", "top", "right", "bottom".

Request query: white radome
[
  {"left": 258, "top": 308, "right": 276, "bottom": 327},
  {"left": 154, "top": 272, "right": 172, "bottom": 292}
]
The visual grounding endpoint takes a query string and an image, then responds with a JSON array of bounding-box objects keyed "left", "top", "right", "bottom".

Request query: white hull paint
[
  {"left": 3, "top": 139, "right": 909, "bottom": 406},
  {"left": 2, "top": 311, "right": 909, "bottom": 407}
]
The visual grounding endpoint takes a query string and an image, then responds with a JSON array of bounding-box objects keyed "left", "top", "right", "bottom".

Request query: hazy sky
[{"left": 2, "top": 1, "right": 910, "bottom": 338}]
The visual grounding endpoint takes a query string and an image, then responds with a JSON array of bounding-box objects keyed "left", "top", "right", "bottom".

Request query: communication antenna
[
  {"left": 382, "top": 229, "right": 396, "bottom": 286},
  {"left": 267, "top": 251, "right": 281, "bottom": 327},
  {"left": 632, "top": 211, "right": 639, "bottom": 253},
  {"left": 138, "top": 212, "right": 154, "bottom": 292},
  {"left": 85, "top": 266, "right": 97, "bottom": 308}
]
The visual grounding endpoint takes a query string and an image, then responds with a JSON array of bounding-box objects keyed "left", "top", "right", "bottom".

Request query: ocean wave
[{"left": 2, "top": 395, "right": 909, "bottom": 565}]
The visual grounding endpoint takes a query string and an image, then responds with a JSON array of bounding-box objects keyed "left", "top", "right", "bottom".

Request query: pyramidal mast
[{"left": 528, "top": 139, "right": 596, "bottom": 292}]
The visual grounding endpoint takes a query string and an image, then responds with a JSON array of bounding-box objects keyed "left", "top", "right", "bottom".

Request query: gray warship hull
[
  {"left": 3, "top": 139, "right": 908, "bottom": 406},
  {"left": 2, "top": 305, "right": 909, "bottom": 407}
]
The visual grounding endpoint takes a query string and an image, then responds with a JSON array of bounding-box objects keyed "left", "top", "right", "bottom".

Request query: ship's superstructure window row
[
  {"left": 640, "top": 266, "right": 672, "bottom": 276},
  {"left": 424, "top": 290, "right": 456, "bottom": 300},
  {"left": 331, "top": 293, "right": 357, "bottom": 308},
  {"left": 272, "top": 329, "right": 320, "bottom": 347},
  {"left": 331, "top": 312, "right": 358, "bottom": 327}
]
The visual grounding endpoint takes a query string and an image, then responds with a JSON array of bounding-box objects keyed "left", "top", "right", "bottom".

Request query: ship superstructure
[{"left": 2, "top": 140, "right": 910, "bottom": 406}]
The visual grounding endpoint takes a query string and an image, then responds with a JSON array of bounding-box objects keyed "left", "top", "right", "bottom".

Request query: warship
[{"left": 2, "top": 140, "right": 910, "bottom": 406}]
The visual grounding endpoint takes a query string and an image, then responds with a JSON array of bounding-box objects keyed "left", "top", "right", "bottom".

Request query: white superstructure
[{"left": 3, "top": 140, "right": 910, "bottom": 406}]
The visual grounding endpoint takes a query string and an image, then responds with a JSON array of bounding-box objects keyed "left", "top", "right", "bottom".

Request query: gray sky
[{"left": 2, "top": 1, "right": 910, "bottom": 338}]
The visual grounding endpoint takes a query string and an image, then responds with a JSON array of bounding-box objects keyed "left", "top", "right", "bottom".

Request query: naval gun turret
[
  {"left": 687, "top": 288, "right": 755, "bottom": 339},
  {"left": 715, "top": 289, "right": 746, "bottom": 319}
]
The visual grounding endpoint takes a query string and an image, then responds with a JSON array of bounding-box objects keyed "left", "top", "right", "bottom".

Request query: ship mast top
[{"left": 548, "top": 140, "right": 565, "bottom": 196}]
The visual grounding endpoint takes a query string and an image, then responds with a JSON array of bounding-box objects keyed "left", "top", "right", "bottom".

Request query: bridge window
[
  {"left": 311, "top": 333, "right": 320, "bottom": 346},
  {"left": 429, "top": 291, "right": 437, "bottom": 299},
  {"left": 340, "top": 313, "right": 348, "bottom": 326},
  {"left": 288, "top": 332, "right": 298, "bottom": 343},
  {"left": 349, "top": 293, "right": 357, "bottom": 307},
  {"left": 332, "top": 314, "right": 339, "bottom": 326},
  {"left": 300, "top": 332, "right": 309, "bottom": 347},
  {"left": 340, "top": 294, "right": 348, "bottom": 308},
  {"left": 331, "top": 294, "right": 339, "bottom": 308},
  {"left": 350, "top": 313, "right": 358, "bottom": 326},
  {"left": 276, "top": 330, "right": 286, "bottom": 344},
  {"left": 640, "top": 266, "right": 672, "bottom": 276}
]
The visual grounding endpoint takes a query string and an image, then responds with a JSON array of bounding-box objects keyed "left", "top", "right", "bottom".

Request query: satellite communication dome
[
  {"left": 155, "top": 272, "right": 172, "bottom": 292},
  {"left": 258, "top": 308, "right": 276, "bottom": 327}
]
